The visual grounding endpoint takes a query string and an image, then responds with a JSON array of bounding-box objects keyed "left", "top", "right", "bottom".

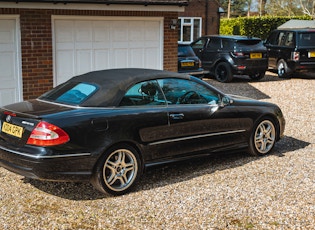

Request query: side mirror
[{"left": 219, "top": 95, "right": 233, "bottom": 107}]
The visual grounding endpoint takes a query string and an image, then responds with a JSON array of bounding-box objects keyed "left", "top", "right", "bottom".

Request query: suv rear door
[{"left": 296, "top": 32, "right": 315, "bottom": 62}]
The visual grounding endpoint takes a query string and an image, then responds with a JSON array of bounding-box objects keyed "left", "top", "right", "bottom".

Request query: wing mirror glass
[{"left": 219, "top": 95, "right": 233, "bottom": 107}]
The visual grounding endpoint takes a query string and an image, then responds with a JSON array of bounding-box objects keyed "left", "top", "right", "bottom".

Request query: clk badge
[{"left": 6, "top": 115, "right": 11, "bottom": 122}]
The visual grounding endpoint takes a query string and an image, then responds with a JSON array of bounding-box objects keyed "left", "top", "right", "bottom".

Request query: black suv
[
  {"left": 191, "top": 35, "right": 268, "bottom": 83},
  {"left": 264, "top": 29, "right": 315, "bottom": 77}
]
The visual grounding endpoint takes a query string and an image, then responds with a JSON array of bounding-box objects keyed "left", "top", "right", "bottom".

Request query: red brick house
[
  {"left": 0, "top": 0, "right": 189, "bottom": 106},
  {"left": 178, "top": 0, "right": 222, "bottom": 44}
]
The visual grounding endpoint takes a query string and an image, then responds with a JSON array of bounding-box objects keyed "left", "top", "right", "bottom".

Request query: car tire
[
  {"left": 214, "top": 62, "right": 233, "bottom": 83},
  {"left": 249, "top": 72, "right": 265, "bottom": 81},
  {"left": 277, "top": 59, "right": 291, "bottom": 78},
  {"left": 248, "top": 117, "right": 277, "bottom": 156},
  {"left": 92, "top": 144, "right": 141, "bottom": 196}
]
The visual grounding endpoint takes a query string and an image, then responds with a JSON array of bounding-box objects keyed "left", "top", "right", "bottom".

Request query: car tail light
[
  {"left": 232, "top": 52, "right": 245, "bottom": 57},
  {"left": 27, "top": 121, "right": 70, "bottom": 146},
  {"left": 236, "top": 65, "right": 246, "bottom": 70},
  {"left": 291, "top": 52, "right": 300, "bottom": 61},
  {"left": 4, "top": 111, "right": 16, "bottom": 117}
]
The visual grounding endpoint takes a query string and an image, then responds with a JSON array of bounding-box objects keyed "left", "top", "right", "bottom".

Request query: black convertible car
[{"left": 0, "top": 68, "right": 285, "bottom": 195}]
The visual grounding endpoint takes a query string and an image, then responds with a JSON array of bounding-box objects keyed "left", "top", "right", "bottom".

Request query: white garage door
[
  {"left": 0, "top": 17, "right": 22, "bottom": 107},
  {"left": 54, "top": 17, "right": 163, "bottom": 85}
]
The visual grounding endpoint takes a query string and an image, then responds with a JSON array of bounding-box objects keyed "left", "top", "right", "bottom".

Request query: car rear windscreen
[
  {"left": 178, "top": 45, "right": 196, "bottom": 57},
  {"left": 39, "top": 82, "right": 98, "bottom": 105}
]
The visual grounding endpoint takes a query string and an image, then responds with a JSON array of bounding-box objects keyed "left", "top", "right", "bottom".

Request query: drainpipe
[{"left": 205, "top": 0, "right": 209, "bottom": 35}]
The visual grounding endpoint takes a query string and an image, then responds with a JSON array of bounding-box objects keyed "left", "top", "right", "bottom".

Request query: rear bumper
[
  {"left": 232, "top": 58, "right": 268, "bottom": 75},
  {"left": 289, "top": 61, "right": 315, "bottom": 72},
  {"left": 0, "top": 144, "right": 95, "bottom": 182},
  {"left": 178, "top": 68, "right": 209, "bottom": 77}
]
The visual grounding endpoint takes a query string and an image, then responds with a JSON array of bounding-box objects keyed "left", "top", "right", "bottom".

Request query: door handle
[{"left": 170, "top": 113, "right": 184, "bottom": 120}]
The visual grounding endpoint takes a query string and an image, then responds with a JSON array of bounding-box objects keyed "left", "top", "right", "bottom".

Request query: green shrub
[{"left": 220, "top": 16, "right": 312, "bottom": 40}]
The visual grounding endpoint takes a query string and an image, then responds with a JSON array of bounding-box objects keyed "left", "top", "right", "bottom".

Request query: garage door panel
[
  {"left": 0, "top": 89, "right": 16, "bottom": 107},
  {"left": 113, "top": 48, "right": 128, "bottom": 68},
  {"left": 111, "top": 22, "right": 129, "bottom": 42},
  {"left": 95, "top": 50, "right": 110, "bottom": 70},
  {"left": 145, "top": 21, "right": 160, "bottom": 40},
  {"left": 145, "top": 47, "right": 159, "bottom": 69},
  {"left": 0, "top": 52, "right": 15, "bottom": 79},
  {"left": 56, "top": 51, "right": 74, "bottom": 85},
  {"left": 93, "top": 21, "right": 111, "bottom": 42},
  {"left": 0, "top": 20, "right": 15, "bottom": 43},
  {"left": 55, "top": 20, "right": 74, "bottom": 43},
  {"left": 76, "top": 50, "right": 92, "bottom": 74},
  {"left": 129, "top": 22, "right": 144, "bottom": 41},
  {"left": 130, "top": 48, "right": 144, "bottom": 67},
  {"left": 75, "top": 21, "right": 92, "bottom": 42}
]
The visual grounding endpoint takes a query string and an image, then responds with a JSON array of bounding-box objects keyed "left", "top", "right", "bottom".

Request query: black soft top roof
[{"left": 68, "top": 68, "right": 190, "bottom": 107}]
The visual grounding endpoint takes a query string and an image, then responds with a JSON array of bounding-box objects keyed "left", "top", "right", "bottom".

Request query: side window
[
  {"left": 119, "top": 80, "right": 166, "bottom": 106},
  {"left": 277, "top": 32, "right": 286, "bottom": 46},
  {"left": 284, "top": 32, "right": 294, "bottom": 47},
  {"left": 206, "top": 38, "right": 221, "bottom": 51},
  {"left": 191, "top": 38, "right": 206, "bottom": 50},
  {"left": 158, "top": 78, "right": 219, "bottom": 105},
  {"left": 222, "top": 39, "right": 231, "bottom": 49}
]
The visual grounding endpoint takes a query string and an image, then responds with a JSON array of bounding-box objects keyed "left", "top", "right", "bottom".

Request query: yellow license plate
[
  {"left": 1, "top": 121, "right": 24, "bottom": 138},
  {"left": 308, "top": 51, "right": 315, "bottom": 58},
  {"left": 250, "top": 53, "right": 262, "bottom": 59},
  {"left": 181, "top": 62, "right": 194, "bottom": 67}
]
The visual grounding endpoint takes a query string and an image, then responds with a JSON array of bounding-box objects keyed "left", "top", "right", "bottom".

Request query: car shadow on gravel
[
  {"left": 138, "top": 135, "right": 310, "bottom": 193},
  {"left": 23, "top": 136, "right": 310, "bottom": 200},
  {"left": 203, "top": 74, "right": 282, "bottom": 100}
]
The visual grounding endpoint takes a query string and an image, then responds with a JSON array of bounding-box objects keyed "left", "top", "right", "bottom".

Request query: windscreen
[
  {"left": 298, "top": 32, "right": 315, "bottom": 47},
  {"left": 39, "top": 82, "right": 98, "bottom": 105}
]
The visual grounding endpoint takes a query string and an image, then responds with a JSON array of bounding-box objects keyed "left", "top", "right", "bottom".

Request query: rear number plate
[
  {"left": 1, "top": 121, "right": 24, "bottom": 138},
  {"left": 181, "top": 62, "right": 194, "bottom": 67},
  {"left": 250, "top": 53, "right": 262, "bottom": 59},
  {"left": 308, "top": 51, "right": 315, "bottom": 58}
]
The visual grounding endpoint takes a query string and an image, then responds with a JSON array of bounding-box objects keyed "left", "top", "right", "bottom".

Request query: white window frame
[{"left": 178, "top": 17, "right": 202, "bottom": 44}]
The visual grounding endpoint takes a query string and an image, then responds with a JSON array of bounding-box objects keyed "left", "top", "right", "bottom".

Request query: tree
[
  {"left": 299, "top": 0, "right": 315, "bottom": 18},
  {"left": 265, "top": 0, "right": 303, "bottom": 16},
  {"left": 219, "top": 0, "right": 249, "bottom": 18}
]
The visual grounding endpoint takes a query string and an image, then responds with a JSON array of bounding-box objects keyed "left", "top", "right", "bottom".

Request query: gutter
[{"left": 2, "top": 0, "right": 189, "bottom": 6}]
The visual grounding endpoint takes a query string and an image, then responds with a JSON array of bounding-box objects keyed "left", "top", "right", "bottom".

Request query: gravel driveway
[{"left": 0, "top": 72, "right": 314, "bottom": 229}]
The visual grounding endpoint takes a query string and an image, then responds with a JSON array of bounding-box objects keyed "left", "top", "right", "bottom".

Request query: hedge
[{"left": 220, "top": 16, "right": 313, "bottom": 40}]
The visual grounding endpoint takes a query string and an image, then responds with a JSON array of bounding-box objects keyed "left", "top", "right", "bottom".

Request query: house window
[{"left": 178, "top": 17, "right": 202, "bottom": 44}]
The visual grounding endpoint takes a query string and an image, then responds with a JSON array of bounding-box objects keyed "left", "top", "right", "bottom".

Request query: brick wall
[
  {"left": 0, "top": 8, "right": 178, "bottom": 100},
  {"left": 179, "top": 0, "right": 220, "bottom": 35}
]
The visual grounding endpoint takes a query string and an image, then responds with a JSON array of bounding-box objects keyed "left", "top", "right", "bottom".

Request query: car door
[
  {"left": 265, "top": 30, "right": 285, "bottom": 68},
  {"left": 151, "top": 78, "right": 245, "bottom": 159},
  {"left": 192, "top": 37, "right": 222, "bottom": 70},
  {"left": 117, "top": 80, "right": 169, "bottom": 147}
]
